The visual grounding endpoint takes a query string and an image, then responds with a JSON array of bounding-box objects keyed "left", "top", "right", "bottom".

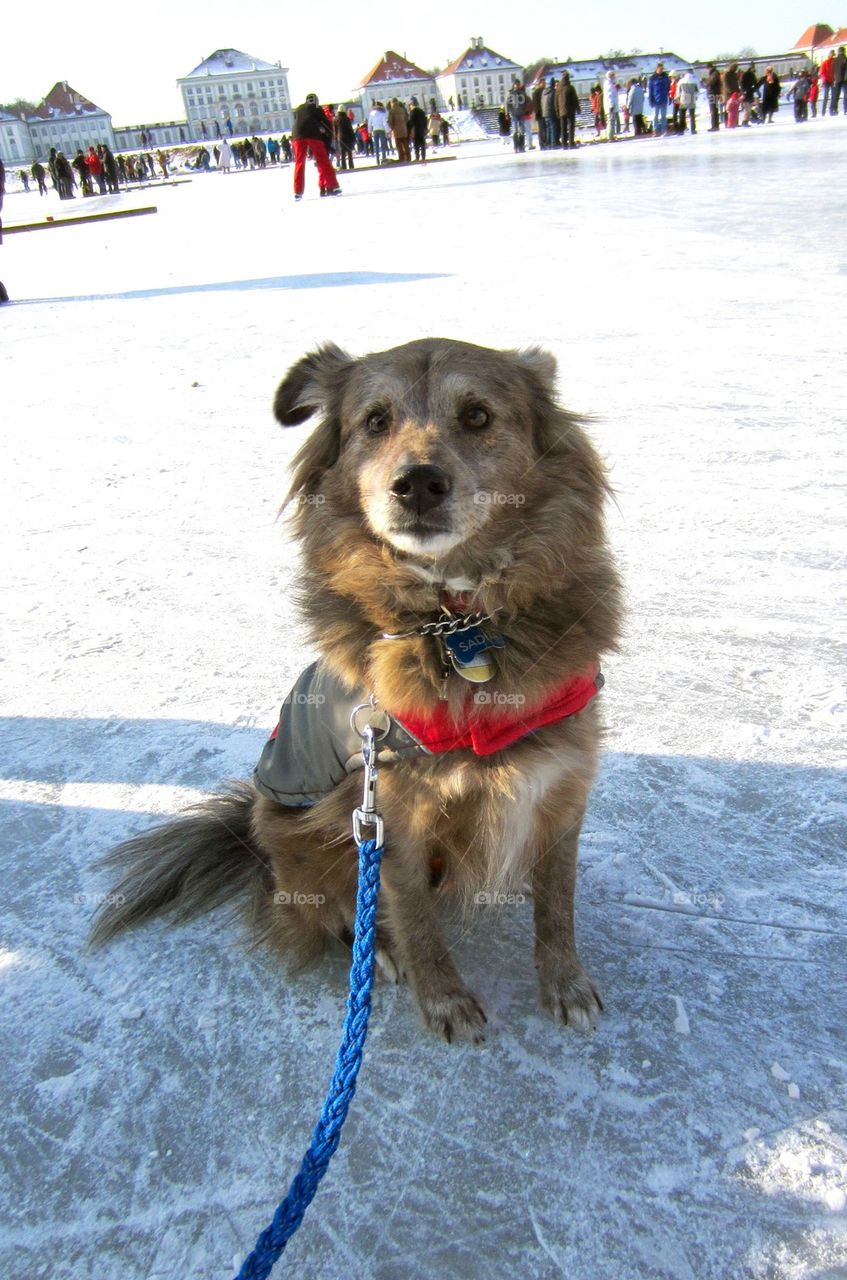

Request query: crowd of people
[
  {"left": 6, "top": 45, "right": 846, "bottom": 208},
  {"left": 502, "top": 46, "right": 847, "bottom": 148},
  {"left": 287, "top": 93, "right": 453, "bottom": 197}
]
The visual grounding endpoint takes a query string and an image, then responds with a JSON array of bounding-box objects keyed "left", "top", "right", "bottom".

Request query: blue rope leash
[{"left": 233, "top": 835, "right": 385, "bottom": 1280}]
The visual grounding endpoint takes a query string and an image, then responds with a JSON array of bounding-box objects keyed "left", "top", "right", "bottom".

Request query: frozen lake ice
[{"left": 1, "top": 120, "right": 846, "bottom": 1278}]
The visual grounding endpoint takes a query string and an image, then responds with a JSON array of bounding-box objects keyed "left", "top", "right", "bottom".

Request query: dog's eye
[
  {"left": 462, "top": 404, "right": 491, "bottom": 430},
  {"left": 365, "top": 409, "right": 390, "bottom": 435}
]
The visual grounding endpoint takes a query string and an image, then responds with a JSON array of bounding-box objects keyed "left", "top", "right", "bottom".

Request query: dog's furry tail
[{"left": 87, "top": 783, "right": 269, "bottom": 947}]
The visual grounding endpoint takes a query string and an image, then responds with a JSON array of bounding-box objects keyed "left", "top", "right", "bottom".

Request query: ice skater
[{"left": 291, "top": 94, "right": 341, "bottom": 200}]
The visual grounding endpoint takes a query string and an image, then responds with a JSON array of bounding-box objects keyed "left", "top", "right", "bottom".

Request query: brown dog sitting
[{"left": 90, "top": 338, "right": 622, "bottom": 1043}]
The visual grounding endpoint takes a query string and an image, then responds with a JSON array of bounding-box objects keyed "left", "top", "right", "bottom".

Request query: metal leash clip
[{"left": 350, "top": 698, "right": 389, "bottom": 847}]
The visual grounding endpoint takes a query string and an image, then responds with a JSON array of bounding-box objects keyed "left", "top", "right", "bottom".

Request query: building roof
[
  {"left": 27, "top": 82, "right": 107, "bottom": 121},
  {"left": 792, "top": 23, "right": 835, "bottom": 49},
  {"left": 531, "top": 51, "right": 691, "bottom": 86},
  {"left": 0, "top": 108, "right": 24, "bottom": 122},
  {"left": 439, "top": 42, "right": 521, "bottom": 77},
  {"left": 817, "top": 26, "right": 847, "bottom": 48},
  {"left": 182, "top": 49, "right": 280, "bottom": 79},
  {"left": 358, "top": 51, "right": 433, "bottom": 88}
]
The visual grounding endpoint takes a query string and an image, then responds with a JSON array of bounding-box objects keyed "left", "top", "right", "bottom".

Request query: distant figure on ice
[
  {"left": 759, "top": 67, "right": 781, "bottom": 123},
  {"left": 706, "top": 64, "right": 723, "bottom": 130},
  {"left": 627, "top": 79, "right": 646, "bottom": 135},
  {"left": 407, "top": 98, "right": 428, "bottom": 161},
  {"left": 31, "top": 161, "right": 48, "bottom": 195},
  {"left": 591, "top": 84, "right": 605, "bottom": 137},
  {"left": 556, "top": 73, "right": 580, "bottom": 148},
  {"left": 603, "top": 71, "right": 621, "bottom": 141},
  {"left": 723, "top": 62, "right": 741, "bottom": 126},
  {"left": 291, "top": 93, "right": 341, "bottom": 199},
  {"left": 648, "top": 61, "right": 670, "bottom": 135},
  {"left": 740, "top": 62, "right": 758, "bottom": 126},
  {"left": 19, "top": 170, "right": 30, "bottom": 192},
  {"left": 368, "top": 101, "right": 388, "bottom": 165},
  {"left": 388, "top": 98, "right": 410, "bottom": 162},
  {"left": 819, "top": 49, "right": 836, "bottom": 114},
  {"left": 506, "top": 78, "right": 530, "bottom": 151},
  {"left": 832, "top": 46, "right": 847, "bottom": 114},
  {"left": 335, "top": 107, "right": 356, "bottom": 170},
  {"left": 676, "top": 69, "right": 699, "bottom": 133},
  {"left": 218, "top": 137, "right": 233, "bottom": 171},
  {"left": 725, "top": 88, "right": 741, "bottom": 128},
  {"left": 792, "top": 71, "right": 811, "bottom": 122}
]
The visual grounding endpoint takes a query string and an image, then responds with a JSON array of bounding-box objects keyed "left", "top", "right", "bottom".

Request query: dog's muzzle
[{"left": 388, "top": 465, "right": 452, "bottom": 517}]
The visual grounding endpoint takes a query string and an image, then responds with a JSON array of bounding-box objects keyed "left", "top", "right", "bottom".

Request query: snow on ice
[{"left": 1, "top": 120, "right": 846, "bottom": 1278}]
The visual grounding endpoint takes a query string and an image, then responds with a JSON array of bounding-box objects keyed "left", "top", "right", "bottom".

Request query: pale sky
[{"left": 3, "top": 1, "right": 814, "bottom": 124}]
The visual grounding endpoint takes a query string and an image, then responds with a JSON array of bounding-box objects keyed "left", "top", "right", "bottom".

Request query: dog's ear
[
  {"left": 276, "top": 345, "right": 354, "bottom": 502},
  {"left": 273, "top": 343, "right": 353, "bottom": 426},
  {"left": 513, "top": 346, "right": 565, "bottom": 454},
  {"left": 514, "top": 346, "right": 558, "bottom": 395}
]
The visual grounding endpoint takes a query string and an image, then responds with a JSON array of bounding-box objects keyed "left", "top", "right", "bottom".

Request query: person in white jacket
[
  {"left": 368, "top": 102, "right": 389, "bottom": 165},
  {"left": 676, "top": 70, "right": 699, "bottom": 134},
  {"left": 217, "top": 137, "right": 233, "bottom": 172},
  {"left": 603, "top": 71, "right": 621, "bottom": 140}
]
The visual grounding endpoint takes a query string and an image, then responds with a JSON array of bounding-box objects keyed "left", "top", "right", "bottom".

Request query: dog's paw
[
  {"left": 418, "top": 988, "right": 487, "bottom": 1044},
  {"left": 537, "top": 964, "right": 603, "bottom": 1032}
]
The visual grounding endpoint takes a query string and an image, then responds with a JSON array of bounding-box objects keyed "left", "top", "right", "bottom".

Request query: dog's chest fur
[{"left": 381, "top": 721, "right": 597, "bottom": 895}]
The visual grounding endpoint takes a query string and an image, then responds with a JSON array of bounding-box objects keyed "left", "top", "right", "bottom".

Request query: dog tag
[
  {"left": 443, "top": 627, "right": 506, "bottom": 667},
  {"left": 449, "top": 649, "right": 496, "bottom": 682}
]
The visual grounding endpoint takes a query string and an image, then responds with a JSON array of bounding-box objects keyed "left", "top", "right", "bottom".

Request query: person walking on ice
[{"left": 291, "top": 93, "right": 341, "bottom": 200}]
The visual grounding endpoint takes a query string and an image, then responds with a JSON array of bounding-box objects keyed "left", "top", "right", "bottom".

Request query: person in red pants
[{"left": 291, "top": 94, "right": 341, "bottom": 200}]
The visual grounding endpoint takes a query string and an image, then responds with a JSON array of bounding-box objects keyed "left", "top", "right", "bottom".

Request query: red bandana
[{"left": 394, "top": 667, "right": 602, "bottom": 757}]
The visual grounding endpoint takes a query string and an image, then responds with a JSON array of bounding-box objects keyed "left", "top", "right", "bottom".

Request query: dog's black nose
[{"left": 389, "top": 465, "right": 452, "bottom": 515}]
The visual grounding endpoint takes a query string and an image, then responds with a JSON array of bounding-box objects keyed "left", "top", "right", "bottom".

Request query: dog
[{"left": 89, "top": 338, "right": 622, "bottom": 1043}]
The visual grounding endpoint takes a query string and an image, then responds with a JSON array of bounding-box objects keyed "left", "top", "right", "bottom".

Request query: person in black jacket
[
  {"left": 740, "top": 62, "right": 758, "bottom": 126},
  {"left": 291, "top": 94, "right": 341, "bottom": 199},
  {"left": 407, "top": 98, "right": 428, "bottom": 161},
  {"left": 556, "top": 73, "right": 580, "bottom": 148},
  {"left": 335, "top": 108, "right": 356, "bottom": 170}
]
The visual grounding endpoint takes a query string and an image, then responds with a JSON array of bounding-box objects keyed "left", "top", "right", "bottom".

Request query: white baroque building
[
  {"left": 0, "top": 109, "right": 34, "bottom": 165},
  {"left": 177, "top": 49, "right": 292, "bottom": 140},
  {"left": 437, "top": 37, "right": 522, "bottom": 109}
]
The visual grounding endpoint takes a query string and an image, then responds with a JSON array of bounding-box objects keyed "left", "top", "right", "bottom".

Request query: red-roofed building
[
  {"left": 437, "top": 37, "right": 522, "bottom": 109},
  {"left": 816, "top": 25, "right": 847, "bottom": 52},
  {"left": 792, "top": 22, "right": 835, "bottom": 54},
  {"left": 25, "top": 82, "right": 116, "bottom": 160},
  {"left": 355, "top": 51, "right": 437, "bottom": 115}
]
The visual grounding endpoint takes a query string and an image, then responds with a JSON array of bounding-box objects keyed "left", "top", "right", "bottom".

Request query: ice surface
[{"left": 1, "top": 122, "right": 846, "bottom": 1279}]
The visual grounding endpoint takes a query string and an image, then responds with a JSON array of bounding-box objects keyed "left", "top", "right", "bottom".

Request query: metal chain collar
[{"left": 381, "top": 610, "right": 498, "bottom": 642}]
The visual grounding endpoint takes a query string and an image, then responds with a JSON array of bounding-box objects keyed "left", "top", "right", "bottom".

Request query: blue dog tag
[{"left": 444, "top": 627, "right": 507, "bottom": 667}]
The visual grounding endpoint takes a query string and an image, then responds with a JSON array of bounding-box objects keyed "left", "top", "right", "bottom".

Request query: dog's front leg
[
  {"left": 532, "top": 809, "right": 603, "bottom": 1031},
  {"left": 379, "top": 847, "right": 486, "bottom": 1044}
]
